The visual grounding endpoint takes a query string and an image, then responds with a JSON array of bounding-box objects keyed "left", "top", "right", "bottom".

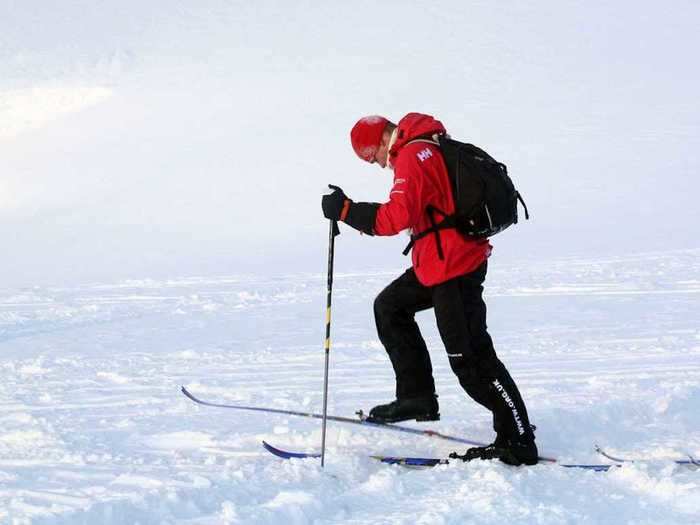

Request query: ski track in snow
[{"left": 0, "top": 250, "right": 699, "bottom": 524}]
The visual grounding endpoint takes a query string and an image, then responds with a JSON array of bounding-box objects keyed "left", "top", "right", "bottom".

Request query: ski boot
[
  {"left": 450, "top": 436, "right": 538, "bottom": 466},
  {"left": 367, "top": 395, "right": 439, "bottom": 423}
]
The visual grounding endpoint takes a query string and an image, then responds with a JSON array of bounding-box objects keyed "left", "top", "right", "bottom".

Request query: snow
[
  {"left": 0, "top": 251, "right": 698, "bottom": 523},
  {"left": 1, "top": 0, "right": 699, "bottom": 523}
]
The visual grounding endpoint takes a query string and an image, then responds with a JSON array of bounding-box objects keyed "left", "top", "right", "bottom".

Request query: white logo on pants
[{"left": 492, "top": 379, "right": 526, "bottom": 436}]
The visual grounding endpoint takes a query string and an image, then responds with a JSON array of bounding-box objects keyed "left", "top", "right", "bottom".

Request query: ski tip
[
  {"left": 261, "top": 440, "right": 289, "bottom": 459},
  {"left": 262, "top": 441, "right": 322, "bottom": 460},
  {"left": 180, "top": 386, "right": 196, "bottom": 401},
  {"left": 261, "top": 440, "right": 277, "bottom": 453}
]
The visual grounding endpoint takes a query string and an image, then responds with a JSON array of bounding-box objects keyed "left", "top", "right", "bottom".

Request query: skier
[{"left": 321, "top": 113, "right": 538, "bottom": 466}]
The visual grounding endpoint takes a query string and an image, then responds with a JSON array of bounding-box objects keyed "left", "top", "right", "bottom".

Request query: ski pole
[{"left": 321, "top": 219, "right": 340, "bottom": 467}]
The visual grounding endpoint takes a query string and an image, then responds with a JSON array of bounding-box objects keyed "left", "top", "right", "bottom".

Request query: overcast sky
[{"left": 1, "top": 1, "right": 698, "bottom": 286}]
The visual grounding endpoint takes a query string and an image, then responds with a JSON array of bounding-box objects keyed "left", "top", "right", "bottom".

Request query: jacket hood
[{"left": 389, "top": 113, "right": 446, "bottom": 160}]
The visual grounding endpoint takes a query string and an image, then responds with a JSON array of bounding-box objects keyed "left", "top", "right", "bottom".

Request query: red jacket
[{"left": 374, "top": 113, "right": 492, "bottom": 286}]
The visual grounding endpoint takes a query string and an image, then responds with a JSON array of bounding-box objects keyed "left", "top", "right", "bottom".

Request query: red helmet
[{"left": 350, "top": 115, "right": 389, "bottom": 162}]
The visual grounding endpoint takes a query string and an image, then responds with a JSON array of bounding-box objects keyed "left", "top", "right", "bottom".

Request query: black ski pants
[{"left": 373, "top": 262, "right": 534, "bottom": 443}]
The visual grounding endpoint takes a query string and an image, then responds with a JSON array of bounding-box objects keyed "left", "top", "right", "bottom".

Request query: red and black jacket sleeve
[{"left": 343, "top": 201, "right": 381, "bottom": 235}]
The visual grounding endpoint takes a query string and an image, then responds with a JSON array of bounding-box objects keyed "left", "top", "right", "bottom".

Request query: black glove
[
  {"left": 322, "top": 184, "right": 349, "bottom": 221},
  {"left": 322, "top": 184, "right": 380, "bottom": 235}
]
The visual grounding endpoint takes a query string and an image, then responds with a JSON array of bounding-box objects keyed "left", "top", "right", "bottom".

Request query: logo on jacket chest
[{"left": 416, "top": 148, "right": 433, "bottom": 162}]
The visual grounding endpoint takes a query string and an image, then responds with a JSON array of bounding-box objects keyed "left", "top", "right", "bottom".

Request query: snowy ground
[
  {"left": 1, "top": 249, "right": 699, "bottom": 524},
  {"left": 2, "top": 1, "right": 699, "bottom": 522}
]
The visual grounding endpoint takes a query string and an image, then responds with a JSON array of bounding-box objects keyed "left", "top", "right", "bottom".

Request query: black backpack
[{"left": 403, "top": 135, "right": 529, "bottom": 259}]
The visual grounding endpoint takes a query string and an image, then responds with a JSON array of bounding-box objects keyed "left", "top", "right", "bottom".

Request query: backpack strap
[
  {"left": 402, "top": 205, "right": 455, "bottom": 260},
  {"left": 516, "top": 191, "right": 530, "bottom": 220},
  {"left": 405, "top": 134, "right": 442, "bottom": 148},
  {"left": 400, "top": 134, "right": 456, "bottom": 260}
]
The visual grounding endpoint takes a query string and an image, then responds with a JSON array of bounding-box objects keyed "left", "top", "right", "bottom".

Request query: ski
[
  {"left": 181, "top": 386, "right": 485, "bottom": 447},
  {"left": 182, "top": 386, "right": 560, "bottom": 462},
  {"left": 372, "top": 456, "right": 619, "bottom": 472},
  {"left": 595, "top": 444, "right": 699, "bottom": 467},
  {"left": 261, "top": 441, "right": 619, "bottom": 471},
  {"left": 187, "top": 388, "right": 697, "bottom": 473}
]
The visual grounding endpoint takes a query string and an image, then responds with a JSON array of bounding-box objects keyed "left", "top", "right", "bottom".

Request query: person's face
[{"left": 372, "top": 128, "right": 392, "bottom": 169}]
